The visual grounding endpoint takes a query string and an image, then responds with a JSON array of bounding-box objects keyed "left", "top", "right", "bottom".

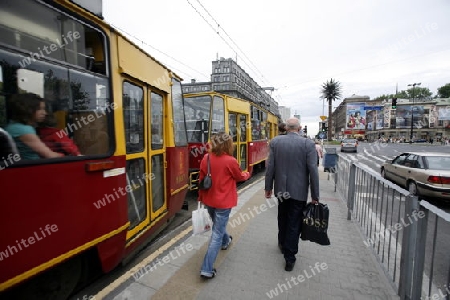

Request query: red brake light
[
  {"left": 441, "top": 177, "right": 450, "bottom": 184},
  {"left": 427, "top": 176, "right": 450, "bottom": 184},
  {"left": 427, "top": 176, "right": 441, "bottom": 184}
]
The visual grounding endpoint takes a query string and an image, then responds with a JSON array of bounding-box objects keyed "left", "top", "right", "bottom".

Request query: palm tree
[{"left": 320, "top": 78, "right": 342, "bottom": 141}]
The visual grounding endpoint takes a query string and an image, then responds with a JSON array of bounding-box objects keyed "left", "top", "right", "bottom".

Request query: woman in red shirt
[{"left": 199, "top": 132, "right": 250, "bottom": 279}]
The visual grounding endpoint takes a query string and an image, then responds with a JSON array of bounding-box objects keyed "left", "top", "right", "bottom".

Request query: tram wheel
[{"left": 4, "top": 256, "right": 82, "bottom": 300}]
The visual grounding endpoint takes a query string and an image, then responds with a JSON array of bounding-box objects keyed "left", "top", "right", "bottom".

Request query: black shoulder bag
[{"left": 198, "top": 155, "right": 212, "bottom": 190}]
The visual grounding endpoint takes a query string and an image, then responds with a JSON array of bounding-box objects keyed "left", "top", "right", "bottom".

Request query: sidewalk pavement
[{"left": 103, "top": 169, "right": 400, "bottom": 300}]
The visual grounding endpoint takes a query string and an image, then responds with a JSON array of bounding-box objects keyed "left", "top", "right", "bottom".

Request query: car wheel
[
  {"left": 381, "top": 168, "right": 386, "bottom": 179},
  {"left": 408, "top": 181, "right": 418, "bottom": 196}
]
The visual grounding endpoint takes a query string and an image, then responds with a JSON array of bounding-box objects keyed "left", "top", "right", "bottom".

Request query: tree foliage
[
  {"left": 374, "top": 87, "right": 432, "bottom": 101},
  {"left": 320, "top": 78, "right": 342, "bottom": 141},
  {"left": 437, "top": 83, "right": 450, "bottom": 98}
]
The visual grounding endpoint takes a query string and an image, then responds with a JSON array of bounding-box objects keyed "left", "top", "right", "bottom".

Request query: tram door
[
  {"left": 229, "top": 113, "right": 248, "bottom": 171},
  {"left": 122, "top": 81, "right": 167, "bottom": 242},
  {"left": 148, "top": 90, "right": 167, "bottom": 221}
]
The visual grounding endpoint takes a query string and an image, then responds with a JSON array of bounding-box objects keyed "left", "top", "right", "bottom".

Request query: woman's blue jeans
[{"left": 200, "top": 206, "right": 231, "bottom": 276}]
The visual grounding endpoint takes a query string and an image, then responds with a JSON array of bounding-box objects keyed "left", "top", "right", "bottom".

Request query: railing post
[
  {"left": 334, "top": 156, "right": 339, "bottom": 192},
  {"left": 347, "top": 163, "right": 356, "bottom": 220},
  {"left": 399, "top": 195, "right": 427, "bottom": 300},
  {"left": 412, "top": 199, "right": 427, "bottom": 299}
]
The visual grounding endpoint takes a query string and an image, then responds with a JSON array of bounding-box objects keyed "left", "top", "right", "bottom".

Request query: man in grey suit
[{"left": 264, "top": 117, "right": 320, "bottom": 271}]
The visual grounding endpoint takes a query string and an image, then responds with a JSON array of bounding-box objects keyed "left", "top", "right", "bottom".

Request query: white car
[
  {"left": 381, "top": 152, "right": 450, "bottom": 201},
  {"left": 340, "top": 138, "right": 358, "bottom": 153}
]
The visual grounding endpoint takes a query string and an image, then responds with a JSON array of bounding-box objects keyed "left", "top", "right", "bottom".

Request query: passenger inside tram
[
  {"left": 4, "top": 93, "right": 64, "bottom": 160},
  {"left": 192, "top": 111, "right": 209, "bottom": 143},
  {"left": 37, "top": 114, "right": 81, "bottom": 156}
]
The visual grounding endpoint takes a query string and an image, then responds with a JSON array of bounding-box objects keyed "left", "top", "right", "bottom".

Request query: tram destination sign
[{"left": 363, "top": 106, "right": 383, "bottom": 110}]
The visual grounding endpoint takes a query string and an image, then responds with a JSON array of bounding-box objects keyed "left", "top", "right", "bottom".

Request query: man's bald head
[{"left": 286, "top": 118, "right": 301, "bottom": 132}]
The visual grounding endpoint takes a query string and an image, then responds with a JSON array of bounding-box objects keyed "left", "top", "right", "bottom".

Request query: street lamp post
[{"left": 408, "top": 82, "right": 421, "bottom": 143}]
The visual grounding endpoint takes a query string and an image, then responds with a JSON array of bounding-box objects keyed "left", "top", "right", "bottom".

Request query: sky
[{"left": 103, "top": 0, "right": 450, "bottom": 135}]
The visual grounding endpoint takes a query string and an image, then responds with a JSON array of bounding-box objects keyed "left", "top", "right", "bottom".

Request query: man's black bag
[{"left": 300, "top": 202, "right": 330, "bottom": 246}]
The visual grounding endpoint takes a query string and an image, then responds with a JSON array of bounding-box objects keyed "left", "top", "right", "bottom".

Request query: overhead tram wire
[
  {"left": 193, "top": 0, "right": 271, "bottom": 87},
  {"left": 187, "top": 0, "right": 273, "bottom": 88},
  {"left": 109, "top": 24, "right": 209, "bottom": 81}
]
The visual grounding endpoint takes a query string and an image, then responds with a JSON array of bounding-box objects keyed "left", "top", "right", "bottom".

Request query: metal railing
[{"left": 333, "top": 154, "right": 450, "bottom": 300}]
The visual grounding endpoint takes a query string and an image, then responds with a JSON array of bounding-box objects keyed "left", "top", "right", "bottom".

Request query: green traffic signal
[{"left": 392, "top": 98, "right": 397, "bottom": 109}]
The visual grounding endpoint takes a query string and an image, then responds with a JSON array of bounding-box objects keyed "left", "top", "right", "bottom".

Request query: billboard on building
[
  {"left": 395, "top": 105, "right": 427, "bottom": 129},
  {"left": 366, "top": 111, "right": 375, "bottom": 131},
  {"left": 376, "top": 109, "right": 384, "bottom": 129},
  {"left": 383, "top": 104, "right": 391, "bottom": 129},
  {"left": 437, "top": 106, "right": 450, "bottom": 121},
  {"left": 345, "top": 102, "right": 366, "bottom": 130}
]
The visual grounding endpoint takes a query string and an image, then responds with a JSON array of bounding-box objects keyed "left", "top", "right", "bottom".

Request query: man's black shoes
[{"left": 285, "top": 261, "right": 295, "bottom": 272}]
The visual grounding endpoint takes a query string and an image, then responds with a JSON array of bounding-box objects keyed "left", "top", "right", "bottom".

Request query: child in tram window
[{"left": 37, "top": 114, "right": 81, "bottom": 156}]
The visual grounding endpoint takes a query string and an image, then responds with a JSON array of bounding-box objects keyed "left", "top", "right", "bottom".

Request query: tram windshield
[{"left": 184, "top": 95, "right": 212, "bottom": 143}]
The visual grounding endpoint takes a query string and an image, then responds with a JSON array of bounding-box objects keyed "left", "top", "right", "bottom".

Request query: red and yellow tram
[
  {"left": 183, "top": 91, "right": 279, "bottom": 189},
  {"left": 0, "top": 0, "right": 188, "bottom": 298}
]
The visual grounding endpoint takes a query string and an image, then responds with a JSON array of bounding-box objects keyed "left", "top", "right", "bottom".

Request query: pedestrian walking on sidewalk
[
  {"left": 198, "top": 132, "right": 250, "bottom": 279},
  {"left": 264, "top": 117, "right": 320, "bottom": 272},
  {"left": 278, "top": 122, "right": 287, "bottom": 135},
  {"left": 315, "top": 140, "right": 323, "bottom": 166}
]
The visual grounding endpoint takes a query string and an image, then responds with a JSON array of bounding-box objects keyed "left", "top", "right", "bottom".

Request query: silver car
[
  {"left": 340, "top": 138, "right": 358, "bottom": 153},
  {"left": 380, "top": 152, "right": 450, "bottom": 201}
]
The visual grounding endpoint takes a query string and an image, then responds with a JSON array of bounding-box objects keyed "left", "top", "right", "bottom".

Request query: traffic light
[
  {"left": 321, "top": 122, "right": 327, "bottom": 132},
  {"left": 304, "top": 125, "right": 307, "bottom": 134},
  {"left": 392, "top": 98, "right": 397, "bottom": 109}
]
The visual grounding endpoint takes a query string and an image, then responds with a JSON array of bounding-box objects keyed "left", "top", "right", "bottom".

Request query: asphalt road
[{"left": 332, "top": 141, "right": 450, "bottom": 296}]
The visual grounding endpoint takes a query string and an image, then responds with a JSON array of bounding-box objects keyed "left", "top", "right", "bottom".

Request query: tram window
[
  {"left": 0, "top": 52, "right": 112, "bottom": 160},
  {"left": 69, "top": 69, "right": 110, "bottom": 155},
  {"left": 0, "top": 0, "right": 107, "bottom": 75},
  {"left": 171, "top": 79, "right": 187, "bottom": 146},
  {"left": 151, "top": 154, "right": 165, "bottom": 212},
  {"left": 211, "top": 96, "right": 224, "bottom": 134},
  {"left": 184, "top": 95, "right": 211, "bottom": 143},
  {"left": 239, "top": 115, "right": 247, "bottom": 142},
  {"left": 229, "top": 113, "right": 237, "bottom": 142},
  {"left": 240, "top": 144, "right": 247, "bottom": 171},
  {"left": 266, "top": 123, "right": 272, "bottom": 139},
  {"left": 261, "top": 112, "right": 268, "bottom": 139},
  {"left": 150, "top": 92, "right": 163, "bottom": 150},
  {"left": 123, "top": 82, "right": 144, "bottom": 153},
  {"left": 126, "top": 159, "right": 147, "bottom": 229},
  {"left": 251, "top": 119, "right": 261, "bottom": 140}
]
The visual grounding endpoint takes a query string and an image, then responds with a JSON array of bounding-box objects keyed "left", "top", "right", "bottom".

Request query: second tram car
[{"left": 183, "top": 91, "right": 279, "bottom": 189}]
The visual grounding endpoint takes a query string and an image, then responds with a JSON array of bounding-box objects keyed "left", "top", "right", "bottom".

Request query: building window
[
  {"left": 224, "top": 67, "right": 230, "bottom": 73},
  {"left": 214, "top": 68, "right": 220, "bottom": 73},
  {"left": 223, "top": 76, "right": 229, "bottom": 82},
  {"left": 213, "top": 76, "right": 220, "bottom": 82}
]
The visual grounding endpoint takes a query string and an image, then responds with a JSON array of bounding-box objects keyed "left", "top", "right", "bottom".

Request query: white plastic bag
[{"left": 192, "top": 202, "right": 213, "bottom": 235}]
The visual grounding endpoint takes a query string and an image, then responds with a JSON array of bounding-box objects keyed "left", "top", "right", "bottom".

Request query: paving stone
[{"left": 105, "top": 174, "right": 400, "bottom": 300}]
